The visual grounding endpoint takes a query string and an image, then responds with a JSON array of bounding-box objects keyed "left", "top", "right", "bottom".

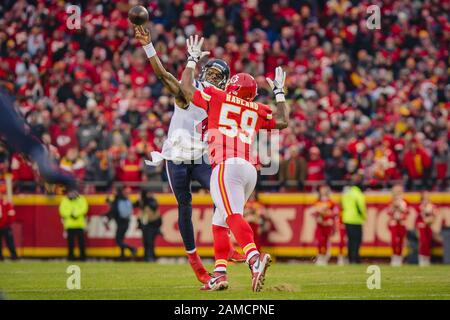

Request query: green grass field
[{"left": 0, "top": 261, "right": 449, "bottom": 300}]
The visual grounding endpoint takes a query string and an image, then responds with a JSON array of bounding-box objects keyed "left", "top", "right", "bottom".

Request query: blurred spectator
[
  {"left": 388, "top": 185, "right": 408, "bottom": 266},
  {"left": 402, "top": 139, "right": 432, "bottom": 190},
  {"left": 278, "top": 145, "right": 306, "bottom": 191},
  {"left": 305, "top": 147, "right": 325, "bottom": 190},
  {"left": 416, "top": 191, "right": 437, "bottom": 267},
  {"left": 105, "top": 186, "right": 137, "bottom": 260},
  {"left": 0, "top": 0, "right": 447, "bottom": 192},
  {"left": 0, "top": 191, "right": 17, "bottom": 260},
  {"left": 77, "top": 113, "right": 100, "bottom": 149},
  {"left": 116, "top": 147, "right": 143, "bottom": 187},
  {"left": 83, "top": 144, "right": 114, "bottom": 192},
  {"left": 135, "top": 189, "right": 161, "bottom": 262},
  {"left": 11, "top": 153, "right": 36, "bottom": 192},
  {"left": 49, "top": 112, "right": 78, "bottom": 157},
  {"left": 325, "top": 146, "right": 348, "bottom": 191},
  {"left": 433, "top": 139, "right": 449, "bottom": 190},
  {"left": 60, "top": 147, "right": 86, "bottom": 181},
  {"left": 59, "top": 190, "right": 88, "bottom": 261},
  {"left": 342, "top": 172, "right": 366, "bottom": 264}
]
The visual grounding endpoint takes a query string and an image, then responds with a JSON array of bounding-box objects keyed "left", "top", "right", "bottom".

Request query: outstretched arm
[
  {"left": 266, "top": 67, "right": 289, "bottom": 129},
  {"left": 180, "top": 35, "right": 210, "bottom": 105},
  {"left": 134, "top": 25, "right": 187, "bottom": 107}
]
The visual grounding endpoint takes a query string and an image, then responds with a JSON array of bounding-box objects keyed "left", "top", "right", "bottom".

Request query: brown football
[{"left": 128, "top": 5, "right": 149, "bottom": 25}]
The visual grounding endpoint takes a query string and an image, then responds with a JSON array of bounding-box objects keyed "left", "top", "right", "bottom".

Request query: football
[{"left": 128, "top": 5, "right": 149, "bottom": 25}]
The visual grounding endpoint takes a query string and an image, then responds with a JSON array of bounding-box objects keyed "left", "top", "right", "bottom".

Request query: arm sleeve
[
  {"left": 192, "top": 87, "right": 214, "bottom": 111},
  {"left": 258, "top": 104, "right": 276, "bottom": 130},
  {"left": 261, "top": 118, "right": 276, "bottom": 130}
]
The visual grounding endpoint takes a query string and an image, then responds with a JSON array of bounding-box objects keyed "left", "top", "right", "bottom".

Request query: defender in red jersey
[
  {"left": 179, "top": 35, "right": 289, "bottom": 292},
  {"left": 190, "top": 80, "right": 276, "bottom": 168}
]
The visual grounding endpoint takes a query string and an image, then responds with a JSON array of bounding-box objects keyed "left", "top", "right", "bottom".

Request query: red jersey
[
  {"left": 416, "top": 202, "right": 435, "bottom": 227},
  {"left": 192, "top": 87, "right": 276, "bottom": 168},
  {"left": 313, "top": 199, "right": 338, "bottom": 226},
  {"left": 388, "top": 199, "right": 409, "bottom": 226},
  {"left": 0, "top": 199, "right": 15, "bottom": 228},
  {"left": 117, "top": 158, "right": 141, "bottom": 182}
]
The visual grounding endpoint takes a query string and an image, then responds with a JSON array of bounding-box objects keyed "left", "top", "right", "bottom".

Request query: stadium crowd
[{"left": 0, "top": 0, "right": 449, "bottom": 193}]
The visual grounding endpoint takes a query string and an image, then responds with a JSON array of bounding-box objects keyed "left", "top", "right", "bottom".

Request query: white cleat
[{"left": 250, "top": 253, "right": 272, "bottom": 292}]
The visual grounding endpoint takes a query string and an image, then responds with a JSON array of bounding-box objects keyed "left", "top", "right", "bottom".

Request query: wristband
[
  {"left": 274, "top": 88, "right": 284, "bottom": 95},
  {"left": 142, "top": 42, "right": 156, "bottom": 58},
  {"left": 275, "top": 93, "right": 286, "bottom": 103},
  {"left": 186, "top": 60, "right": 197, "bottom": 69}
]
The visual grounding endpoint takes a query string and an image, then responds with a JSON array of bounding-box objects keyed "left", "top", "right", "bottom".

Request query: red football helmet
[{"left": 225, "top": 73, "right": 257, "bottom": 102}]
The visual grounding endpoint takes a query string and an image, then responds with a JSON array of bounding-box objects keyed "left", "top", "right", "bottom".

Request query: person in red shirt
[
  {"left": 388, "top": 184, "right": 409, "bottom": 266},
  {"left": 416, "top": 191, "right": 437, "bottom": 266},
  {"left": 306, "top": 146, "right": 325, "bottom": 191},
  {"left": 402, "top": 139, "right": 432, "bottom": 190},
  {"left": 49, "top": 112, "right": 79, "bottom": 157},
  {"left": 180, "top": 35, "right": 289, "bottom": 292},
  {"left": 0, "top": 193, "right": 18, "bottom": 260},
  {"left": 116, "top": 148, "right": 142, "bottom": 188},
  {"left": 313, "top": 185, "right": 338, "bottom": 266},
  {"left": 11, "top": 153, "right": 36, "bottom": 192}
]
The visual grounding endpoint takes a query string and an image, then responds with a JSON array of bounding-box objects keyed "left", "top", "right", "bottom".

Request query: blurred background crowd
[{"left": 0, "top": 0, "right": 449, "bottom": 193}]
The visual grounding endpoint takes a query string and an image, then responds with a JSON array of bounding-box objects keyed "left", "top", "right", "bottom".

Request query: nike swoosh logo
[
  {"left": 253, "top": 258, "right": 260, "bottom": 270},
  {"left": 209, "top": 275, "right": 224, "bottom": 286}
]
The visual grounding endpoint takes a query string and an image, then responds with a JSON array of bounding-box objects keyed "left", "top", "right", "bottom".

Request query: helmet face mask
[
  {"left": 203, "top": 68, "right": 224, "bottom": 87},
  {"left": 200, "top": 59, "right": 230, "bottom": 89}
]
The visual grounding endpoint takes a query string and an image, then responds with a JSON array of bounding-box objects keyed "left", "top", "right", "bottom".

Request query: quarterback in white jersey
[
  {"left": 150, "top": 79, "right": 208, "bottom": 163},
  {"left": 133, "top": 25, "right": 244, "bottom": 285}
]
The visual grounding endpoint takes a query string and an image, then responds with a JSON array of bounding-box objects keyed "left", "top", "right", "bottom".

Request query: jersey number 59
[{"left": 218, "top": 103, "right": 258, "bottom": 144}]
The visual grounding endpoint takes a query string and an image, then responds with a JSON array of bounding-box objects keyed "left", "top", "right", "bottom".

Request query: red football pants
[
  {"left": 390, "top": 224, "right": 406, "bottom": 255},
  {"left": 316, "top": 225, "right": 333, "bottom": 255},
  {"left": 418, "top": 226, "right": 432, "bottom": 257}
]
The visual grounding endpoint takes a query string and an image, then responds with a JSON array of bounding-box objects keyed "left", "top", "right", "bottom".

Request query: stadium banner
[{"left": 8, "top": 192, "right": 450, "bottom": 258}]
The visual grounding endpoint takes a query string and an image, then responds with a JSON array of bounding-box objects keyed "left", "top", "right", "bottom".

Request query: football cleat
[
  {"left": 228, "top": 249, "right": 246, "bottom": 263},
  {"left": 201, "top": 272, "right": 229, "bottom": 291},
  {"left": 249, "top": 253, "right": 272, "bottom": 292}
]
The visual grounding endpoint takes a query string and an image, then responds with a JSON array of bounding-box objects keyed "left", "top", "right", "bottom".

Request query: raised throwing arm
[{"left": 134, "top": 25, "right": 187, "bottom": 107}]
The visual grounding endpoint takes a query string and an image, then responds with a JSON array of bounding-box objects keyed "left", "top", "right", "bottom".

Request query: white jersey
[{"left": 147, "top": 80, "right": 208, "bottom": 165}]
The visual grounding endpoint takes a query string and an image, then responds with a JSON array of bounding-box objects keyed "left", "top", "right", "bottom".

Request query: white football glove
[
  {"left": 186, "top": 35, "right": 210, "bottom": 63},
  {"left": 266, "top": 66, "right": 286, "bottom": 100}
]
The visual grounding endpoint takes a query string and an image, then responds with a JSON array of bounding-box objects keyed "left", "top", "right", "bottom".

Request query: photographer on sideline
[{"left": 135, "top": 189, "right": 161, "bottom": 262}]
